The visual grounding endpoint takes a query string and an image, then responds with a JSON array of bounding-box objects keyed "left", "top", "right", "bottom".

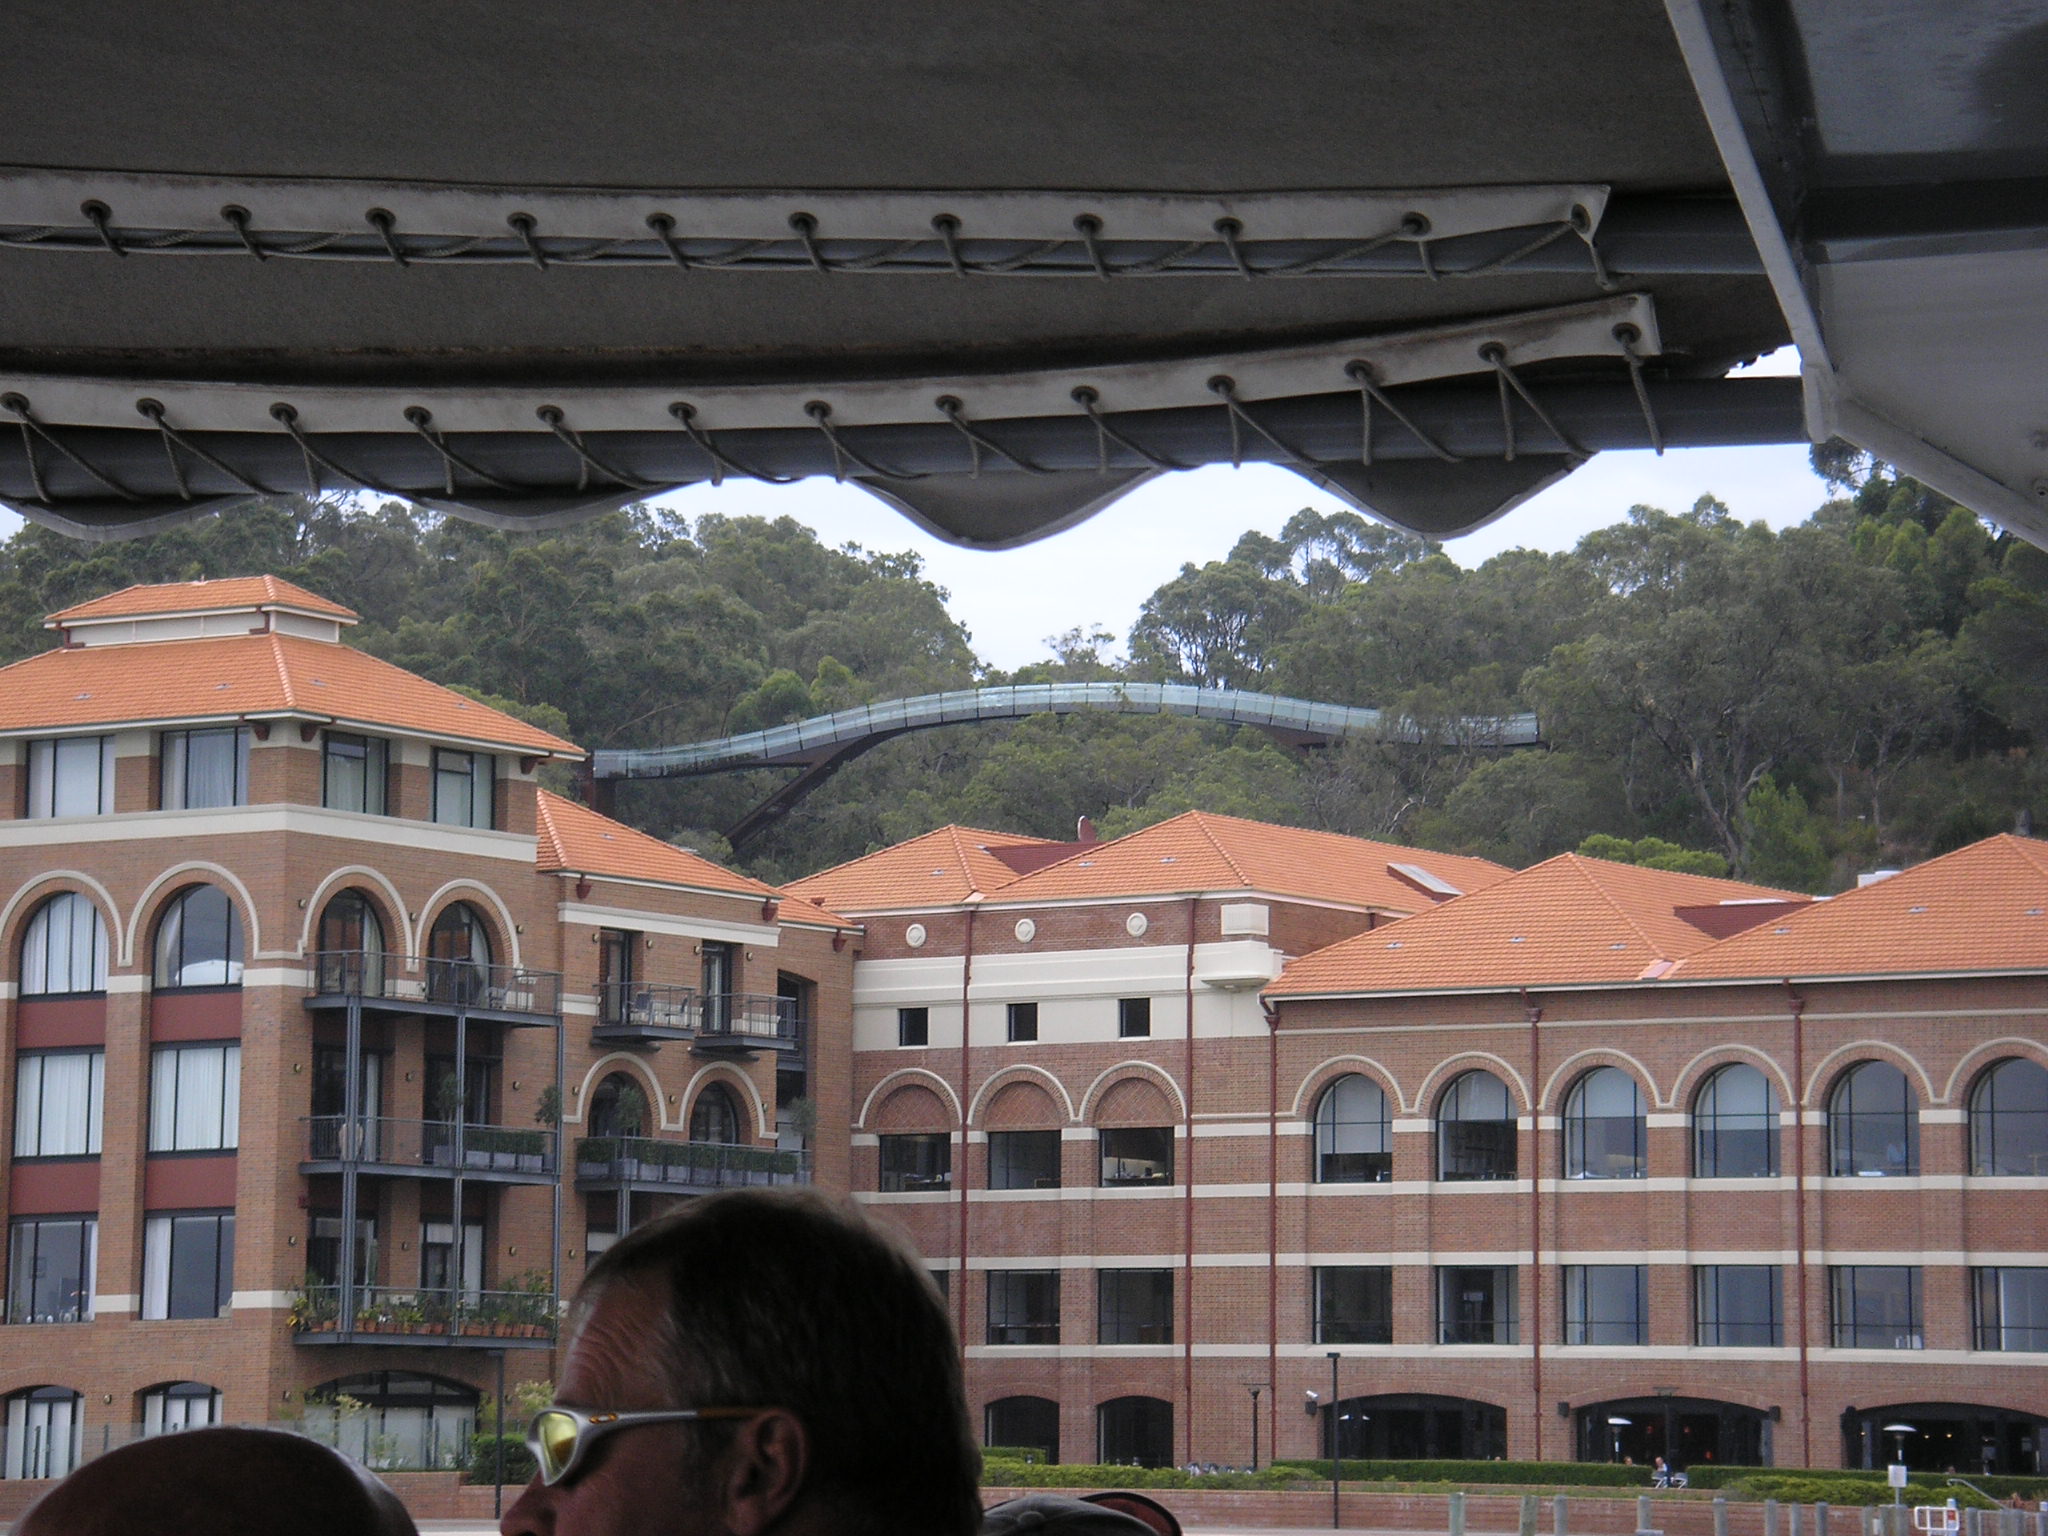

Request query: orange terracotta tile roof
[
  {"left": 1269, "top": 854, "right": 1804, "bottom": 997},
  {"left": 48, "top": 576, "right": 357, "bottom": 625},
  {"left": 536, "top": 792, "right": 857, "bottom": 923},
  {"left": 1670, "top": 834, "right": 2048, "bottom": 981},
  {"left": 993, "top": 811, "right": 1512, "bottom": 910},
  {"left": 784, "top": 825, "right": 1058, "bottom": 911},
  {"left": 0, "top": 633, "right": 580, "bottom": 755}
]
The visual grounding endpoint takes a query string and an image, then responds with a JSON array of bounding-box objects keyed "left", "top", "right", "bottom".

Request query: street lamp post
[
  {"left": 1608, "top": 1416, "right": 1633, "bottom": 1464},
  {"left": 1883, "top": 1424, "right": 1918, "bottom": 1507},
  {"left": 1328, "top": 1352, "right": 1342, "bottom": 1530},
  {"left": 1248, "top": 1385, "right": 1263, "bottom": 1472}
]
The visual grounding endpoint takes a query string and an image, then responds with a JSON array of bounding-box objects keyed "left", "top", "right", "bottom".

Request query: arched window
[
  {"left": 2, "top": 1387, "right": 82, "bottom": 1479},
  {"left": 985, "top": 1395, "right": 1060, "bottom": 1465},
  {"left": 1437, "top": 1069, "right": 1516, "bottom": 1181},
  {"left": 141, "top": 1381, "right": 222, "bottom": 1435},
  {"left": 1693, "top": 1063, "right": 1780, "bottom": 1177},
  {"left": 302, "top": 1372, "right": 478, "bottom": 1471},
  {"left": 153, "top": 885, "right": 244, "bottom": 989},
  {"left": 315, "top": 890, "right": 386, "bottom": 994},
  {"left": 690, "top": 1084, "right": 741, "bottom": 1145},
  {"left": 1315, "top": 1074, "right": 1391, "bottom": 1182},
  {"left": 426, "top": 903, "right": 492, "bottom": 1004},
  {"left": 1563, "top": 1066, "right": 1646, "bottom": 1179},
  {"left": 587, "top": 1072, "right": 649, "bottom": 1139},
  {"left": 1970, "top": 1058, "right": 2048, "bottom": 1176},
  {"left": 1828, "top": 1061, "right": 1918, "bottom": 1176},
  {"left": 20, "top": 893, "right": 106, "bottom": 997},
  {"left": 1096, "top": 1396, "right": 1173, "bottom": 1468}
]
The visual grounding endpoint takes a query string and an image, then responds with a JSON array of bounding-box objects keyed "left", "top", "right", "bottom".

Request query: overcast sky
[{"left": 0, "top": 356, "right": 1827, "bottom": 672}]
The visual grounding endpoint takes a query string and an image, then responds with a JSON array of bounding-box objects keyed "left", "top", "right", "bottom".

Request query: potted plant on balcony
[{"left": 286, "top": 1273, "right": 338, "bottom": 1333}]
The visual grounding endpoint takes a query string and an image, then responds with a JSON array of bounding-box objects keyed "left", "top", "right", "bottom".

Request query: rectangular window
[
  {"left": 321, "top": 732, "right": 388, "bottom": 815},
  {"left": 931, "top": 1269, "right": 950, "bottom": 1303},
  {"left": 1695, "top": 1265, "right": 1782, "bottom": 1346},
  {"left": 431, "top": 748, "right": 495, "bottom": 829},
  {"left": 160, "top": 727, "right": 250, "bottom": 810},
  {"left": 1438, "top": 1265, "right": 1518, "bottom": 1344},
  {"left": 421, "top": 1219, "right": 485, "bottom": 1304},
  {"left": 1118, "top": 997, "right": 1152, "bottom": 1038},
  {"left": 897, "top": 1007, "right": 930, "bottom": 1047},
  {"left": 307, "top": 1215, "right": 378, "bottom": 1287},
  {"left": 140, "top": 1211, "right": 234, "bottom": 1320},
  {"left": 26, "top": 736, "right": 114, "bottom": 818},
  {"left": 1006, "top": 1002, "right": 1038, "bottom": 1043},
  {"left": 1830, "top": 1265, "right": 1923, "bottom": 1348},
  {"left": 1563, "top": 1264, "right": 1648, "bottom": 1345},
  {"left": 148, "top": 1044, "right": 241, "bottom": 1152},
  {"left": 6, "top": 1217, "right": 95, "bottom": 1323},
  {"left": 988, "top": 1129, "right": 1062, "bottom": 1190},
  {"left": 1099, "top": 1269, "right": 1173, "bottom": 1344},
  {"left": 878, "top": 1132, "right": 951, "bottom": 1192},
  {"left": 1314, "top": 1266, "right": 1393, "bottom": 1344},
  {"left": 13, "top": 1052, "right": 104, "bottom": 1158},
  {"left": 1973, "top": 1267, "right": 2048, "bottom": 1352},
  {"left": 1100, "top": 1126, "right": 1174, "bottom": 1187},
  {"left": 987, "top": 1269, "right": 1060, "bottom": 1345}
]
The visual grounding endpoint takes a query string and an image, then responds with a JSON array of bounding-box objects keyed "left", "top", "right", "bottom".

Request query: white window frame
[
  {"left": 13, "top": 1051, "right": 104, "bottom": 1158},
  {"left": 148, "top": 1044, "right": 242, "bottom": 1152},
  {"left": 25, "top": 736, "right": 114, "bottom": 819}
]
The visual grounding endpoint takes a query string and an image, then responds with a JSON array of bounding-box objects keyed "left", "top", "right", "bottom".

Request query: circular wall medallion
[
  {"left": 905, "top": 923, "right": 927, "bottom": 948},
  {"left": 1125, "top": 912, "right": 1149, "bottom": 937},
  {"left": 1014, "top": 918, "right": 1037, "bottom": 942}
]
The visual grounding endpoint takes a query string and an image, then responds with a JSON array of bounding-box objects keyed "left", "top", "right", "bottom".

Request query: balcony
[
  {"left": 307, "top": 951, "right": 562, "bottom": 1022},
  {"left": 574, "top": 1135, "right": 810, "bottom": 1192},
  {"left": 288, "top": 1282, "right": 556, "bottom": 1350},
  {"left": 592, "top": 981, "right": 697, "bottom": 1045},
  {"left": 303, "top": 1116, "right": 558, "bottom": 1183},
  {"left": 587, "top": 986, "right": 802, "bottom": 1055},
  {"left": 698, "top": 992, "right": 803, "bottom": 1054}
]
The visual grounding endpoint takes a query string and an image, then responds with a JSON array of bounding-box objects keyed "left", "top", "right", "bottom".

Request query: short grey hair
[{"left": 582, "top": 1189, "right": 980, "bottom": 1536}]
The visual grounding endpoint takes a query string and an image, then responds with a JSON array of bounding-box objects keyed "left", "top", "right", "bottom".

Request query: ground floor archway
[
  {"left": 1575, "top": 1396, "right": 1769, "bottom": 1469},
  {"left": 1843, "top": 1403, "right": 2046, "bottom": 1476},
  {"left": 1326, "top": 1394, "right": 1506, "bottom": 1461}
]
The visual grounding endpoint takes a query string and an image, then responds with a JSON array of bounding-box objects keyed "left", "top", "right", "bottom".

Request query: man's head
[
  {"left": 16, "top": 1426, "right": 417, "bottom": 1536},
  {"left": 501, "top": 1188, "right": 979, "bottom": 1536}
]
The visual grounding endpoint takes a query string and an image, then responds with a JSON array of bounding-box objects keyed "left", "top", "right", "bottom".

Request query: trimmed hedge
[
  {"left": 984, "top": 1446, "right": 1049, "bottom": 1465},
  {"left": 982, "top": 1459, "right": 1292, "bottom": 1491},
  {"left": 1270, "top": 1459, "right": 1653, "bottom": 1488},
  {"left": 464, "top": 1431, "right": 538, "bottom": 1485}
]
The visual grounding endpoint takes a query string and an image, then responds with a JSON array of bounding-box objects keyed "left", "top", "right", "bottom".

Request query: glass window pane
[
  {"left": 1971, "top": 1060, "right": 2048, "bottom": 1176},
  {"left": 989, "top": 1130, "right": 1060, "bottom": 1190},
  {"left": 1317, "top": 1075, "right": 1391, "bottom": 1183},
  {"left": 1974, "top": 1267, "right": 2048, "bottom": 1351},
  {"left": 1696, "top": 1265, "right": 1781, "bottom": 1346},
  {"left": 1315, "top": 1266, "right": 1392, "bottom": 1344}
]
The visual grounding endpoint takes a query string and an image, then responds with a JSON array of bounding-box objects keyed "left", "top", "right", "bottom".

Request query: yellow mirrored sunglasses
[{"left": 527, "top": 1405, "right": 765, "bottom": 1485}]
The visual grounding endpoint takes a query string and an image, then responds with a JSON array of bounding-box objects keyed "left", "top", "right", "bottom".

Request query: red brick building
[
  {"left": 794, "top": 824, "right": 2048, "bottom": 1478},
  {"left": 0, "top": 578, "right": 856, "bottom": 1479}
]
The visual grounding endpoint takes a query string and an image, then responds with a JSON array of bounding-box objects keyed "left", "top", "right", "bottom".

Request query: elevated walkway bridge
[{"left": 589, "top": 683, "right": 1539, "bottom": 850}]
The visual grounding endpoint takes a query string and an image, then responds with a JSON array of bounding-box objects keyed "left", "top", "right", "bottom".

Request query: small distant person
[
  {"left": 500, "top": 1189, "right": 982, "bottom": 1536},
  {"left": 15, "top": 1426, "right": 418, "bottom": 1536}
]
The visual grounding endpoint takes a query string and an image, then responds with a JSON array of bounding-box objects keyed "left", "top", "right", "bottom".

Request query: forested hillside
[{"left": 3, "top": 447, "right": 2043, "bottom": 892}]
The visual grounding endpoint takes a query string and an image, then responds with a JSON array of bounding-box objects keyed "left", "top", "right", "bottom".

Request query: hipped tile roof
[
  {"left": 1269, "top": 854, "right": 1802, "bottom": 997},
  {"left": 784, "top": 825, "right": 1058, "bottom": 910},
  {"left": 48, "top": 576, "right": 356, "bottom": 624},
  {"left": 537, "top": 791, "right": 854, "bottom": 925},
  {"left": 0, "top": 633, "right": 580, "bottom": 755},
  {"left": 994, "top": 811, "right": 1511, "bottom": 910},
  {"left": 787, "top": 811, "right": 1509, "bottom": 915},
  {"left": 1670, "top": 833, "right": 2048, "bottom": 980}
]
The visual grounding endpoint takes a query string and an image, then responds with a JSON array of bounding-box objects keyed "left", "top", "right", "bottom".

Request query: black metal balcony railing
[
  {"left": 574, "top": 1135, "right": 809, "bottom": 1189},
  {"left": 591, "top": 985, "right": 803, "bottom": 1050},
  {"left": 288, "top": 1283, "right": 557, "bottom": 1344},
  {"left": 597, "top": 980, "right": 696, "bottom": 1033},
  {"left": 698, "top": 991, "right": 803, "bottom": 1046},
  {"left": 309, "top": 951, "right": 563, "bottom": 1017},
  {"left": 305, "top": 1115, "right": 556, "bottom": 1176}
]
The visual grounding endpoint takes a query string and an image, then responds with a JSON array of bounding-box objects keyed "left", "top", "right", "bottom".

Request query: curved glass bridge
[{"left": 590, "top": 683, "right": 1539, "bottom": 850}]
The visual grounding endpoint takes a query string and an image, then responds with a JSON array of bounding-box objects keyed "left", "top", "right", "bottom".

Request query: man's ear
[{"left": 716, "top": 1409, "right": 809, "bottom": 1536}]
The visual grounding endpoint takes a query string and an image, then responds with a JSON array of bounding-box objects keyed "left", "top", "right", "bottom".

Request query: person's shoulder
[{"left": 982, "top": 1492, "right": 1180, "bottom": 1536}]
